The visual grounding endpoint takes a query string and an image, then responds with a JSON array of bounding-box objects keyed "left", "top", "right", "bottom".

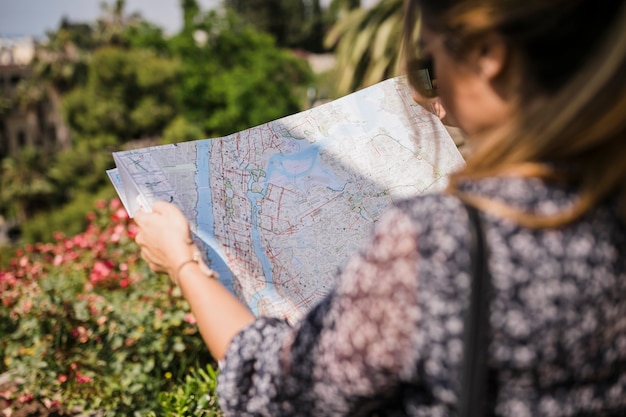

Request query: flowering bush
[{"left": 0, "top": 198, "right": 219, "bottom": 416}]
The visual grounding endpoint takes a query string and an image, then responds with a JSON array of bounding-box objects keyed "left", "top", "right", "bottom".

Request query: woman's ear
[{"left": 477, "top": 34, "right": 507, "bottom": 81}]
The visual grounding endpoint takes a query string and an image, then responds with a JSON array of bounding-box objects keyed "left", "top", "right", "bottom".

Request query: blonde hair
[{"left": 404, "top": 0, "right": 626, "bottom": 228}]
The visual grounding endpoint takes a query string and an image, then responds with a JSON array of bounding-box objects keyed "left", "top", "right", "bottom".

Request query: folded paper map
[{"left": 108, "top": 76, "right": 465, "bottom": 323}]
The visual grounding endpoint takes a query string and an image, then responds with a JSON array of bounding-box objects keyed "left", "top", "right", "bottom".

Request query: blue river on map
[
  {"left": 194, "top": 140, "right": 236, "bottom": 293},
  {"left": 244, "top": 139, "right": 345, "bottom": 314},
  {"left": 194, "top": 136, "right": 348, "bottom": 316}
]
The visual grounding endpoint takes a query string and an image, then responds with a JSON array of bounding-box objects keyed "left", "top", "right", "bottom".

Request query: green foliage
[
  {"left": 3, "top": 138, "right": 121, "bottom": 243},
  {"left": 52, "top": 135, "right": 117, "bottom": 183},
  {"left": 0, "top": 198, "right": 218, "bottom": 415},
  {"left": 182, "top": 0, "right": 201, "bottom": 33},
  {"left": 225, "top": 0, "right": 327, "bottom": 51},
  {"left": 0, "top": 95, "right": 15, "bottom": 119},
  {"left": 0, "top": 148, "right": 59, "bottom": 222},
  {"left": 162, "top": 116, "right": 206, "bottom": 144},
  {"left": 62, "top": 46, "right": 182, "bottom": 141},
  {"left": 31, "top": 21, "right": 94, "bottom": 96},
  {"left": 20, "top": 187, "right": 114, "bottom": 243},
  {"left": 325, "top": 0, "right": 404, "bottom": 95},
  {"left": 3, "top": 0, "right": 315, "bottom": 248},
  {"left": 170, "top": 9, "right": 313, "bottom": 136},
  {"left": 153, "top": 364, "right": 223, "bottom": 417},
  {"left": 123, "top": 21, "right": 169, "bottom": 52}
]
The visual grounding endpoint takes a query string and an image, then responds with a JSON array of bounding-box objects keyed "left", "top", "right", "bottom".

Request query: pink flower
[
  {"left": 109, "top": 198, "right": 121, "bottom": 211},
  {"left": 18, "top": 393, "right": 34, "bottom": 403},
  {"left": 71, "top": 326, "right": 89, "bottom": 343},
  {"left": 0, "top": 272, "right": 16, "bottom": 285},
  {"left": 18, "top": 256, "right": 28, "bottom": 268},
  {"left": 111, "top": 207, "right": 129, "bottom": 222},
  {"left": 127, "top": 223, "right": 139, "bottom": 239},
  {"left": 73, "top": 235, "right": 85, "bottom": 247},
  {"left": 110, "top": 224, "right": 126, "bottom": 243},
  {"left": 36, "top": 242, "right": 53, "bottom": 253},
  {"left": 75, "top": 371, "right": 92, "bottom": 384},
  {"left": 0, "top": 389, "right": 14, "bottom": 400},
  {"left": 90, "top": 260, "right": 114, "bottom": 285},
  {"left": 43, "top": 398, "right": 61, "bottom": 410},
  {"left": 57, "top": 374, "right": 68, "bottom": 383},
  {"left": 21, "top": 299, "right": 33, "bottom": 315},
  {"left": 184, "top": 313, "right": 197, "bottom": 325},
  {"left": 28, "top": 262, "right": 42, "bottom": 277}
]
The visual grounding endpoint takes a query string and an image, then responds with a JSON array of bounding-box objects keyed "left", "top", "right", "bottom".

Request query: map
[{"left": 108, "top": 76, "right": 465, "bottom": 323}]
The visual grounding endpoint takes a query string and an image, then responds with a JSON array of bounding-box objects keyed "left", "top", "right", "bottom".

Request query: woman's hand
[
  {"left": 134, "top": 200, "right": 255, "bottom": 359},
  {"left": 134, "top": 200, "right": 197, "bottom": 281},
  {"left": 412, "top": 91, "right": 450, "bottom": 124}
]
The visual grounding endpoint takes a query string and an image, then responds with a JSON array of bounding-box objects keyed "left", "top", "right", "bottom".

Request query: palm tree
[
  {"left": 96, "top": 0, "right": 143, "bottom": 45},
  {"left": 325, "top": 0, "right": 405, "bottom": 95},
  {"left": 328, "top": 0, "right": 361, "bottom": 16},
  {"left": 224, "top": 0, "right": 326, "bottom": 50}
]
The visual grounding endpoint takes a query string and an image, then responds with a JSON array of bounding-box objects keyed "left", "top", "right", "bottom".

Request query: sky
[
  {"left": 0, "top": 0, "right": 370, "bottom": 39},
  {"left": 0, "top": 0, "right": 221, "bottom": 38}
]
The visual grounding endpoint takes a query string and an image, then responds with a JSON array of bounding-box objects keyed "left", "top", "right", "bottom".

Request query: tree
[
  {"left": 0, "top": 148, "right": 58, "bottom": 223},
  {"left": 62, "top": 46, "right": 181, "bottom": 141},
  {"left": 327, "top": 0, "right": 362, "bottom": 22},
  {"left": 96, "top": 0, "right": 138, "bottom": 45},
  {"left": 169, "top": 7, "right": 313, "bottom": 136},
  {"left": 2, "top": 0, "right": 314, "bottom": 242},
  {"left": 224, "top": 0, "right": 327, "bottom": 51},
  {"left": 1, "top": 1, "right": 174, "bottom": 235},
  {"left": 181, "top": 0, "right": 201, "bottom": 32},
  {"left": 325, "top": 0, "right": 405, "bottom": 95}
]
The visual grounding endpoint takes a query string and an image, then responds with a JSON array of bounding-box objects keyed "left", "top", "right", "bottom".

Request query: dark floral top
[{"left": 217, "top": 177, "right": 626, "bottom": 416}]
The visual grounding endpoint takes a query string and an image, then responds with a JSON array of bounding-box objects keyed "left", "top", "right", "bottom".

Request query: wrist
[{"left": 173, "top": 249, "right": 218, "bottom": 286}]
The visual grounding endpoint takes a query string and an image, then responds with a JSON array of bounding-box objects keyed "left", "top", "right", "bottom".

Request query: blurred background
[
  {"left": 0, "top": 1, "right": 422, "bottom": 415},
  {"left": 0, "top": 0, "right": 406, "bottom": 247}
]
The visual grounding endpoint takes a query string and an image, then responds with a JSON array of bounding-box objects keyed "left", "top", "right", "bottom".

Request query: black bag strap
[{"left": 459, "top": 203, "right": 491, "bottom": 417}]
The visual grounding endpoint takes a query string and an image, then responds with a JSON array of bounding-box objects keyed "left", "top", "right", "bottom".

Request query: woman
[{"left": 134, "top": 0, "right": 626, "bottom": 415}]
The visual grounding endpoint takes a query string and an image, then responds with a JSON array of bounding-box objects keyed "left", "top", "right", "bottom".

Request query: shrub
[
  {"left": 19, "top": 187, "right": 113, "bottom": 244},
  {"left": 0, "top": 198, "right": 219, "bottom": 415},
  {"left": 152, "top": 364, "right": 223, "bottom": 417}
]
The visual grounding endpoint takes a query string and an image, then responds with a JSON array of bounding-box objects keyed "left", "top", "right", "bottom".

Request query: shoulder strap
[{"left": 459, "top": 203, "right": 491, "bottom": 417}]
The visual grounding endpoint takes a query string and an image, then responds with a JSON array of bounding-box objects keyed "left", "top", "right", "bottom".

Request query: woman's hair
[{"left": 404, "top": 0, "right": 626, "bottom": 228}]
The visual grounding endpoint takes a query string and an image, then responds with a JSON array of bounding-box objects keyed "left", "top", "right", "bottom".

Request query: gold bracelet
[{"left": 174, "top": 251, "right": 219, "bottom": 286}]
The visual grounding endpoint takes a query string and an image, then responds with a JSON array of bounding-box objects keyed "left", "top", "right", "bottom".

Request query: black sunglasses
[{"left": 407, "top": 56, "right": 438, "bottom": 98}]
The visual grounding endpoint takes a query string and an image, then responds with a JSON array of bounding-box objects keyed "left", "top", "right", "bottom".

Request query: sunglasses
[{"left": 407, "top": 56, "right": 438, "bottom": 98}]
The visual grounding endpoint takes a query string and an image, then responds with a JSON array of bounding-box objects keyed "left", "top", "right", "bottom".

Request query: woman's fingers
[{"left": 132, "top": 200, "right": 195, "bottom": 279}]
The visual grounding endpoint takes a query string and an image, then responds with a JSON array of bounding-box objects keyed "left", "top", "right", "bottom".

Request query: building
[{"left": 0, "top": 37, "right": 70, "bottom": 160}]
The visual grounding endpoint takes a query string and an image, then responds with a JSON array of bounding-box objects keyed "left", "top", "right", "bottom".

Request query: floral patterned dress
[{"left": 217, "top": 177, "right": 626, "bottom": 416}]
